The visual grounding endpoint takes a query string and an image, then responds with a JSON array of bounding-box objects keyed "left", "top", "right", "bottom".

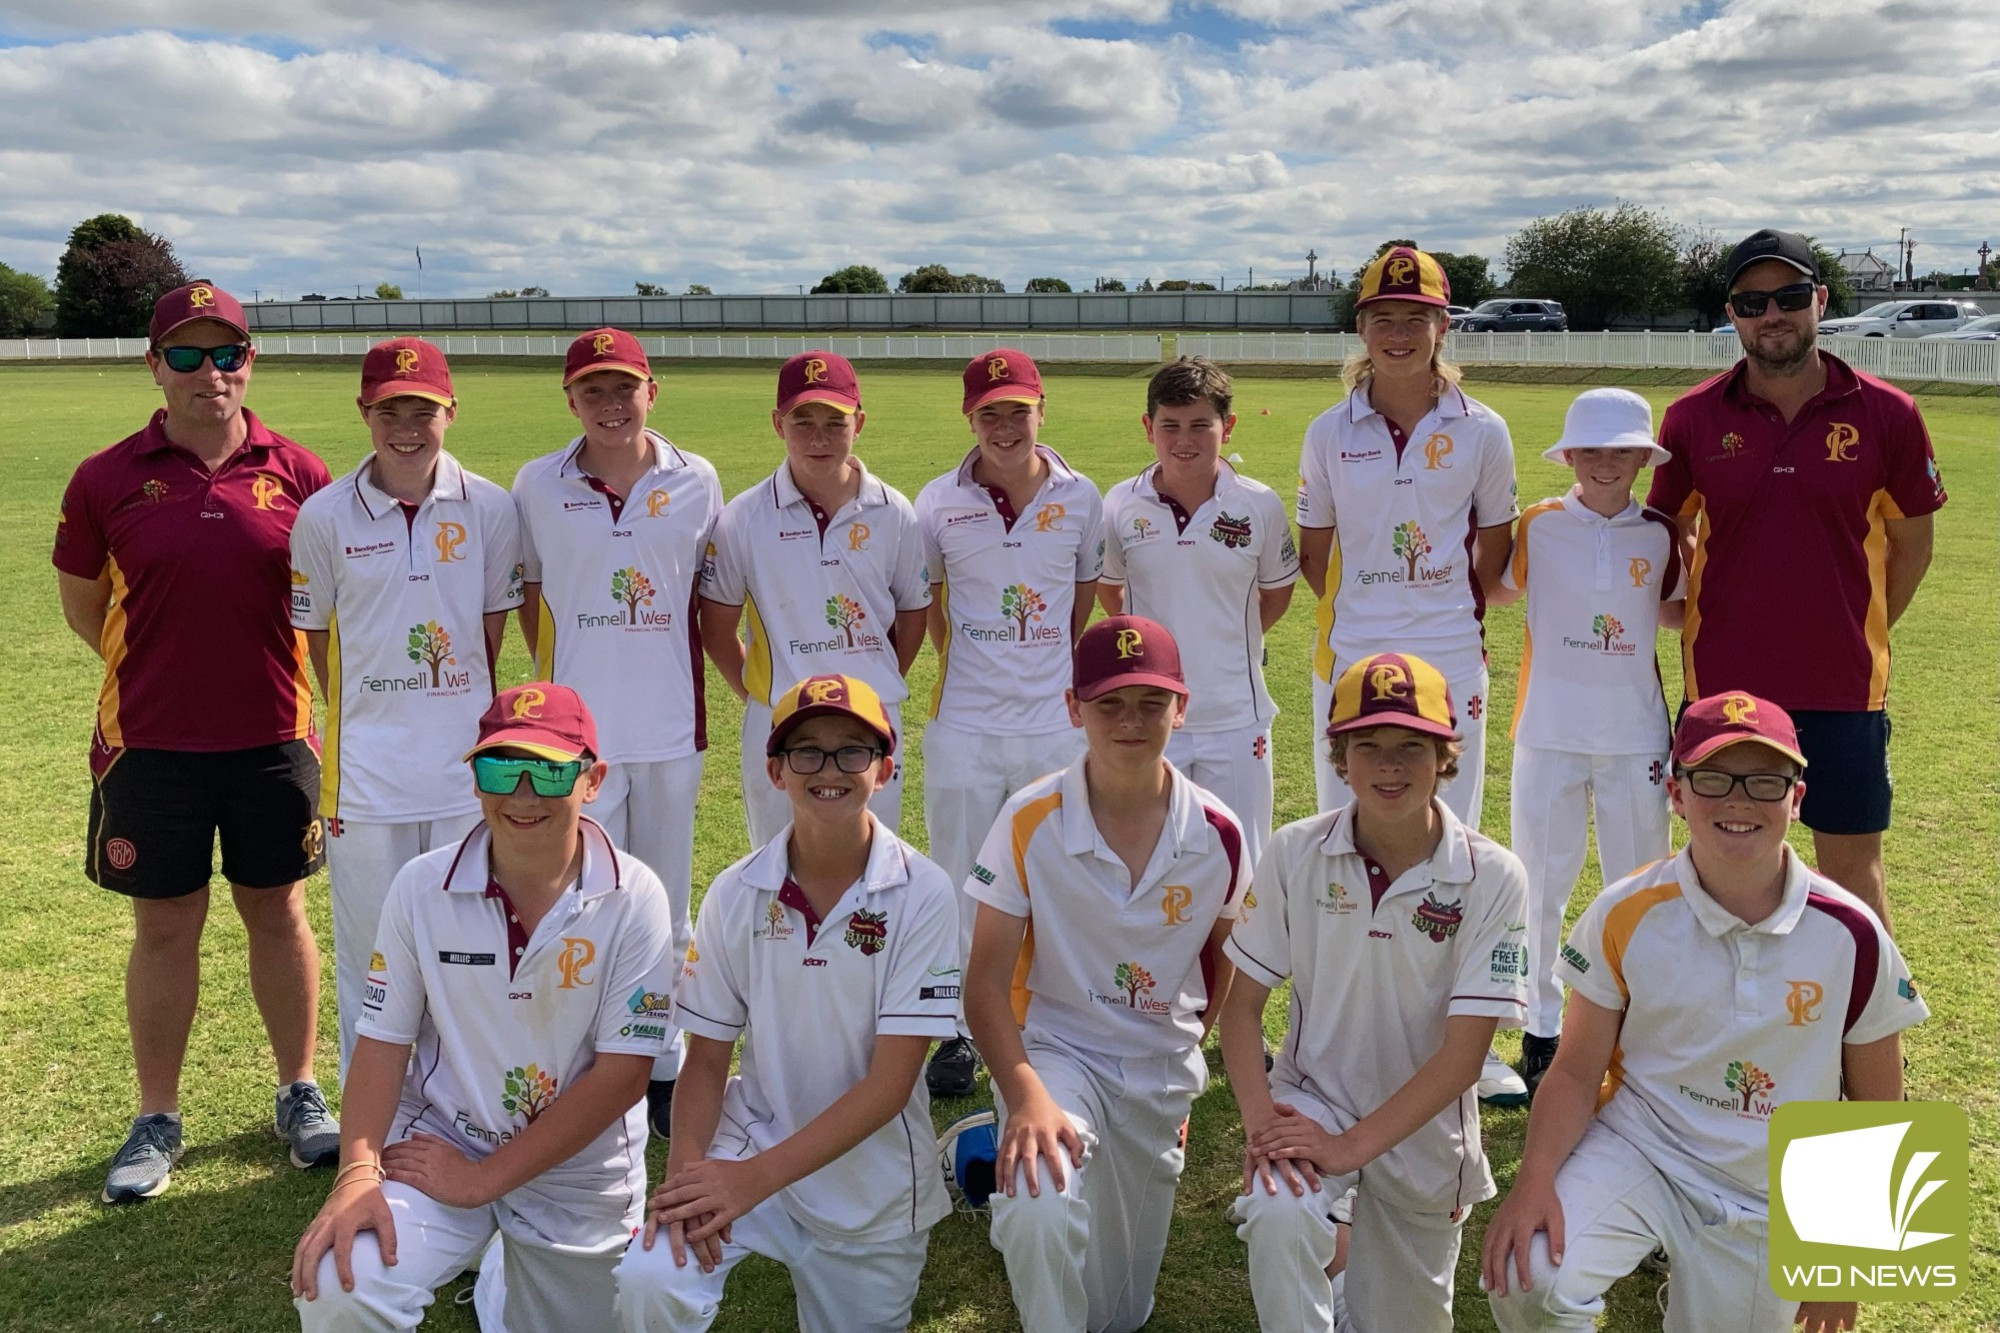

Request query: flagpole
[{"left": 416, "top": 246, "right": 424, "bottom": 301}]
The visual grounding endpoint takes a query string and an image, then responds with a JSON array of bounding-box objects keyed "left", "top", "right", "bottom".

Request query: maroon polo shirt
[
  {"left": 53, "top": 408, "right": 331, "bottom": 753},
  {"left": 1647, "top": 354, "right": 1945, "bottom": 713}
]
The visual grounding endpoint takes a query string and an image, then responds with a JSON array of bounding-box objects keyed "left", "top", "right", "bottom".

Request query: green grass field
[{"left": 0, "top": 361, "right": 1991, "bottom": 1332}]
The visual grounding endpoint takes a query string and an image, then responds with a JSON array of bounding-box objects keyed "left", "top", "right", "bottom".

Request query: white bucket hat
[{"left": 1542, "top": 387, "right": 1670, "bottom": 465}]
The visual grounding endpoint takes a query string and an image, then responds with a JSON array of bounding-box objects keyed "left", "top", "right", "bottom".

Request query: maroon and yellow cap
[
  {"left": 1355, "top": 246, "right": 1452, "bottom": 311},
  {"left": 1072, "top": 615, "right": 1187, "bottom": 702},
  {"left": 1327, "top": 652, "right": 1459, "bottom": 740},
  {"left": 767, "top": 674, "right": 896, "bottom": 756},
  {"left": 564, "top": 328, "right": 651, "bottom": 387},
  {"left": 1672, "top": 691, "right": 1806, "bottom": 769},
  {"left": 776, "top": 351, "right": 861, "bottom": 417},
  {"left": 963, "top": 348, "right": 1044, "bottom": 415},
  {"left": 464, "top": 684, "right": 600, "bottom": 763},
  {"left": 360, "top": 337, "right": 454, "bottom": 407},
  {"left": 150, "top": 282, "right": 250, "bottom": 344}
]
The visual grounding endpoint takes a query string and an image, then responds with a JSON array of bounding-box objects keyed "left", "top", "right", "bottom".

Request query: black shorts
[
  {"left": 86, "top": 742, "right": 326, "bottom": 899},
  {"left": 1789, "top": 710, "right": 1892, "bottom": 836}
]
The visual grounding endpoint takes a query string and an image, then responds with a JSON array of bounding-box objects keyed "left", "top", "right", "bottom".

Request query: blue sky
[{"left": 0, "top": 0, "right": 1991, "bottom": 299}]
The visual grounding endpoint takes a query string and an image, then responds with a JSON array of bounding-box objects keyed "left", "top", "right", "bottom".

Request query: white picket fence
[{"left": 5, "top": 330, "right": 1995, "bottom": 384}]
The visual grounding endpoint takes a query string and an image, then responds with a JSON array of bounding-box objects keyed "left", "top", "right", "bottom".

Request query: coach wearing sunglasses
[
  {"left": 1646, "top": 229, "right": 1946, "bottom": 931},
  {"left": 54, "top": 281, "right": 338, "bottom": 1204}
]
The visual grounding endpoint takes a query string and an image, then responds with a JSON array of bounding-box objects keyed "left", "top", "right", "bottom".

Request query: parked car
[
  {"left": 1817, "top": 299, "right": 1982, "bottom": 339},
  {"left": 1445, "top": 305, "right": 1471, "bottom": 321},
  {"left": 1452, "top": 299, "right": 1568, "bottom": 332},
  {"left": 1917, "top": 313, "right": 2000, "bottom": 341}
]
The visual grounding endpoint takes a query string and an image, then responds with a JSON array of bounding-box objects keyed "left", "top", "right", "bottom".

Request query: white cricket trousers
[
  {"left": 924, "top": 719, "right": 1086, "bottom": 1031},
  {"left": 613, "top": 1194, "right": 930, "bottom": 1332},
  {"left": 1312, "top": 664, "right": 1487, "bottom": 831},
  {"left": 1485, "top": 1120, "right": 1798, "bottom": 1333},
  {"left": 1229, "top": 1084, "right": 1464, "bottom": 1333},
  {"left": 1165, "top": 722, "right": 1274, "bottom": 869},
  {"left": 741, "top": 699, "right": 904, "bottom": 848},
  {"left": 326, "top": 813, "right": 482, "bottom": 1077},
  {"left": 593, "top": 754, "right": 705, "bottom": 1079},
  {"left": 989, "top": 1039, "right": 1205, "bottom": 1333},
  {"left": 295, "top": 1181, "right": 625, "bottom": 1333},
  {"left": 1508, "top": 745, "right": 1671, "bottom": 1037}
]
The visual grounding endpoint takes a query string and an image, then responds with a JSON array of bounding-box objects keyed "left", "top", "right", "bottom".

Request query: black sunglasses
[
  {"left": 1726, "top": 283, "right": 1816, "bottom": 320},
  {"left": 157, "top": 343, "right": 251, "bottom": 373}
]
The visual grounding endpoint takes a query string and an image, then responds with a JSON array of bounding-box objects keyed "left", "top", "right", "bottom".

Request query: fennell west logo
[{"left": 1768, "top": 1100, "right": 1967, "bottom": 1303}]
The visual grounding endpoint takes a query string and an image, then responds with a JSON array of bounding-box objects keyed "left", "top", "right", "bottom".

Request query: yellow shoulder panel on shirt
[{"left": 1601, "top": 878, "right": 1683, "bottom": 1005}]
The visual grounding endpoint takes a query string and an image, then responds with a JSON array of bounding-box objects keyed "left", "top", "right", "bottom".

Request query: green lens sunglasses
[{"left": 473, "top": 755, "right": 586, "bottom": 797}]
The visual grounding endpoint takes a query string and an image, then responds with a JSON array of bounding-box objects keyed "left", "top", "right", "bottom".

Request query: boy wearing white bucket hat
[{"left": 1488, "top": 388, "right": 1684, "bottom": 1094}]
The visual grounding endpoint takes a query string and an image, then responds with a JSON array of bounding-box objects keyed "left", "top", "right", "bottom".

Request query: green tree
[
  {"left": 1431, "top": 251, "right": 1496, "bottom": 307},
  {"left": 1679, "top": 229, "right": 1732, "bottom": 328},
  {"left": 0, "top": 263, "right": 54, "bottom": 337},
  {"left": 519, "top": 285, "right": 550, "bottom": 297},
  {"left": 897, "top": 264, "right": 958, "bottom": 293},
  {"left": 1502, "top": 203, "right": 1682, "bottom": 330},
  {"left": 634, "top": 281, "right": 669, "bottom": 296},
  {"left": 1806, "top": 237, "right": 1855, "bottom": 317},
  {"left": 685, "top": 283, "right": 713, "bottom": 296},
  {"left": 1093, "top": 277, "right": 1126, "bottom": 292},
  {"left": 489, "top": 289, "right": 520, "bottom": 298},
  {"left": 814, "top": 265, "right": 889, "bottom": 294},
  {"left": 54, "top": 213, "right": 189, "bottom": 336},
  {"left": 374, "top": 282, "right": 404, "bottom": 300},
  {"left": 959, "top": 272, "right": 1005, "bottom": 293},
  {"left": 1025, "top": 277, "right": 1072, "bottom": 293}
]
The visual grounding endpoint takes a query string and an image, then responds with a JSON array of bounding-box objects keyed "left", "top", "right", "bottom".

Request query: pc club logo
[
  {"left": 394, "top": 347, "right": 420, "bottom": 375},
  {"left": 1421, "top": 433, "right": 1453, "bottom": 471},
  {"left": 1034, "top": 503, "right": 1065, "bottom": 532},
  {"left": 592, "top": 332, "right": 616, "bottom": 357},
  {"left": 1769, "top": 1101, "right": 1967, "bottom": 1303},
  {"left": 434, "top": 520, "right": 466, "bottom": 563}
]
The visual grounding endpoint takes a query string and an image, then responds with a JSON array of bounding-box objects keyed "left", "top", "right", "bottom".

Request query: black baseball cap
[{"left": 1727, "top": 229, "right": 1820, "bottom": 289}]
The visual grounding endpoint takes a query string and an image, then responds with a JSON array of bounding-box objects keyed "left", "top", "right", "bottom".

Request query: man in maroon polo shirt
[
  {"left": 1648, "top": 230, "right": 1945, "bottom": 929},
  {"left": 53, "top": 282, "right": 341, "bottom": 1203}
]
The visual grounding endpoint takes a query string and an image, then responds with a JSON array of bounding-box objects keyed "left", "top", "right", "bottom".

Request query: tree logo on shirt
[
  {"left": 1411, "top": 892, "right": 1464, "bottom": 942},
  {"left": 1209, "top": 512, "right": 1253, "bottom": 549},
  {"left": 141, "top": 479, "right": 168, "bottom": 505},
  {"left": 1034, "top": 503, "right": 1066, "bottom": 532},
  {"left": 1422, "top": 433, "right": 1454, "bottom": 471},
  {"left": 1391, "top": 521, "right": 1432, "bottom": 579},
  {"left": 1628, "top": 556, "right": 1653, "bottom": 587},
  {"left": 1718, "top": 431, "right": 1746, "bottom": 459},
  {"left": 611, "top": 567, "right": 656, "bottom": 624},
  {"left": 1321, "top": 882, "right": 1357, "bottom": 916},
  {"left": 501, "top": 1063, "right": 559, "bottom": 1123},
  {"left": 844, "top": 908, "right": 889, "bottom": 955},
  {"left": 825, "top": 594, "right": 867, "bottom": 646},
  {"left": 407, "top": 621, "right": 457, "bottom": 687},
  {"left": 1724, "top": 1059, "right": 1775, "bottom": 1114},
  {"left": 1001, "top": 583, "right": 1047, "bottom": 640},
  {"left": 1786, "top": 980, "right": 1825, "bottom": 1026},
  {"left": 1825, "top": 423, "right": 1859, "bottom": 463},
  {"left": 1592, "top": 613, "right": 1626, "bottom": 650},
  {"left": 763, "top": 900, "right": 795, "bottom": 941},
  {"left": 250, "top": 473, "right": 288, "bottom": 511},
  {"left": 1114, "top": 961, "right": 1156, "bottom": 1007},
  {"left": 1129, "top": 515, "right": 1157, "bottom": 541},
  {"left": 434, "top": 521, "right": 466, "bottom": 563}
]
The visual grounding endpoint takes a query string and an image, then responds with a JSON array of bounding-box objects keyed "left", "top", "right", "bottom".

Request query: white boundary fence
[{"left": 4, "top": 330, "right": 1995, "bottom": 384}]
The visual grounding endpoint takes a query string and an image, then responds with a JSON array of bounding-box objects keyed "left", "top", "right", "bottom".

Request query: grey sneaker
[
  {"left": 102, "top": 1113, "right": 184, "bottom": 1203},
  {"left": 275, "top": 1081, "right": 341, "bottom": 1169}
]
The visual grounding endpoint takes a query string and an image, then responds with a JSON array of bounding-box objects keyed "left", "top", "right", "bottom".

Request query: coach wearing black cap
[{"left": 1645, "top": 230, "right": 1946, "bottom": 929}]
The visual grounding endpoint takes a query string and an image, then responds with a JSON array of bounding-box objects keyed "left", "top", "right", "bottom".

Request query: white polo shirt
[
  {"left": 1504, "top": 493, "right": 1685, "bottom": 754},
  {"left": 915, "top": 445, "right": 1103, "bottom": 734},
  {"left": 965, "top": 757, "right": 1245, "bottom": 1062},
  {"left": 290, "top": 452, "right": 522, "bottom": 823},
  {"left": 699, "top": 460, "right": 930, "bottom": 708},
  {"left": 1295, "top": 384, "right": 1518, "bottom": 682},
  {"left": 1100, "top": 462, "right": 1299, "bottom": 731},
  {"left": 672, "top": 823, "right": 959, "bottom": 1242},
  {"left": 359, "top": 818, "right": 676, "bottom": 1236},
  {"left": 1224, "top": 800, "right": 1529, "bottom": 1212},
  {"left": 512, "top": 432, "right": 723, "bottom": 764},
  {"left": 1558, "top": 848, "right": 1925, "bottom": 1217}
]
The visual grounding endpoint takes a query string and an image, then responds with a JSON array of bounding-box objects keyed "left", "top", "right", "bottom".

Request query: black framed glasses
[
  {"left": 779, "top": 745, "right": 885, "bottom": 775},
  {"left": 157, "top": 343, "right": 251, "bottom": 373},
  {"left": 1726, "top": 283, "right": 1816, "bottom": 320},
  {"left": 1679, "top": 768, "right": 1797, "bottom": 802}
]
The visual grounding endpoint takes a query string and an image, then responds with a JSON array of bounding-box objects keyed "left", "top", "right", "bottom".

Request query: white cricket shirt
[
  {"left": 1100, "top": 462, "right": 1299, "bottom": 731},
  {"left": 672, "top": 823, "right": 959, "bottom": 1242},
  {"left": 290, "top": 452, "right": 522, "bottom": 822},
  {"left": 1225, "top": 800, "right": 1530, "bottom": 1211},
  {"left": 965, "top": 757, "right": 1246, "bottom": 1061},
  {"left": 358, "top": 818, "right": 678, "bottom": 1236},
  {"left": 1295, "top": 384, "right": 1518, "bottom": 682},
  {"left": 512, "top": 432, "right": 723, "bottom": 764},
  {"left": 1557, "top": 848, "right": 1926, "bottom": 1217},
  {"left": 1504, "top": 493, "right": 1684, "bottom": 754},
  {"left": 699, "top": 460, "right": 930, "bottom": 708},
  {"left": 916, "top": 445, "right": 1104, "bottom": 734}
]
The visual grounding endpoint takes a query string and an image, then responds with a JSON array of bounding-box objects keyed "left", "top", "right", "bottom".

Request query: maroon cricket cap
[
  {"left": 1672, "top": 691, "right": 1807, "bottom": 769},
  {"left": 150, "top": 282, "right": 250, "bottom": 345},
  {"left": 962, "top": 348, "right": 1044, "bottom": 415},
  {"left": 360, "top": 337, "right": 455, "bottom": 407},
  {"left": 776, "top": 351, "right": 862, "bottom": 417},
  {"left": 564, "top": 328, "right": 652, "bottom": 387},
  {"left": 463, "top": 684, "right": 600, "bottom": 763},
  {"left": 1073, "top": 615, "right": 1187, "bottom": 702}
]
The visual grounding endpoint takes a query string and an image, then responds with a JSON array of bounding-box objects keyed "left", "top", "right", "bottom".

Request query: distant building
[{"left": 1837, "top": 249, "right": 1895, "bottom": 293}]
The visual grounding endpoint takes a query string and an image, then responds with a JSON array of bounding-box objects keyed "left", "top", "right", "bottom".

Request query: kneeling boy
[
  {"left": 1221, "top": 652, "right": 1530, "bottom": 1333},
  {"left": 966, "top": 616, "right": 1246, "bottom": 1333},
  {"left": 1482, "top": 692, "right": 1926, "bottom": 1333},
  {"left": 291, "top": 684, "right": 675, "bottom": 1332},
  {"left": 615, "top": 673, "right": 960, "bottom": 1333}
]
